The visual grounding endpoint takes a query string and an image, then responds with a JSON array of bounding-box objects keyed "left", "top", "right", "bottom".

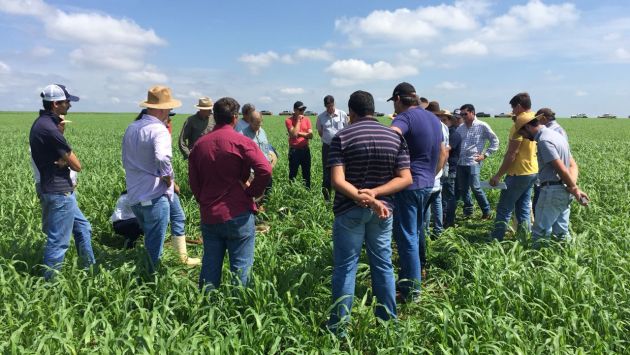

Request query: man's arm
[
  {"left": 550, "top": 159, "right": 589, "bottom": 205},
  {"left": 484, "top": 124, "right": 500, "bottom": 156},
  {"left": 154, "top": 127, "right": 173, "bottom": 187},
  {"left": 569, "top": 156, "right": 579, "bottom": 182},
  {"left": 188, "top": 152, "right": 200, "bottom": 202},
  {"left": 243, "top": 143, "right": 272, "bottom": 199},
  {"left": 490, "top": 139, "right": 522, "bottom": 186},
  {"left": 316, "top": 116, "right": 323, "bottom": 138},
  {"left": 298, "top": 119, "right": 314, "bottom": 139},
  {"left": 178, "top": 118, "right": 191, "bottom": 159},
  {"left": 56, "top": 151, "right": 81, "bottom": 172},
  {"left": 356, "top": 167, "right": 412, "bottom": 199},
  {"left": 286, "top": 118, "right": 301, "bottom": 138},
  {"left": 435, "top": 143, "right": 449, "bottom": 175}
]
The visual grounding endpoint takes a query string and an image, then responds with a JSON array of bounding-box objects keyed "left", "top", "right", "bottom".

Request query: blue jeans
[
  {"left": 131, "top": 195, "right": 170, "bottom": 271},
  {"left": 329, "top": 207, "right": 396, "bottom": 328},
  {"left": 169, "top": 193, "right": 186, "bottom": 236},
  {"left": 456, "top": 164, "right": 490, "bottom": 216},
  {"left": 491, "top": 174, "right": 537, "bottom": 240},
  {"left": 532, "top": 185, "right": 573, "bottom": 246},
  {"left": 392, "top": 187, "right": 432, "bottom": 297},
  {"left": 41, "top": 192, "right": 95, "bottom": 280},
  {"left": 424, "top": 189, "right": 443, "bottom": 238},
  {"left": 199, "top": 212, "right": 256, "bottom": 290}
]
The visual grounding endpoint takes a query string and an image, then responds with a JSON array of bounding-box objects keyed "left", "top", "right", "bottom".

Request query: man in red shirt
[
  {"left": 285, "top": 101, "right": 313, "bottom": 189},
  {"left": 188, "top": 97, "right": 272, "bottom": 290}
]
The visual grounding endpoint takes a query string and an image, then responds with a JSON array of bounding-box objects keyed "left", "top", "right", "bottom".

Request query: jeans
[
  {"left": 199, "top": 212, "right": 256, "bottom": 290},
  {"left": 329, "top": 207, "right": 396, "bottom": 328},
  {"left": 321, "top": 143, "right": 331, "bottom": 200},
  {"left": 41, "top": 192, "right": 95, "bottom": 280},
  {"left": 456, "top": 164, "right": 491, "bottom": 216},
  {"left": 169, "top": 193, "right": 186, "bottom": 236},
  {"left": 532, "top": 185, "right": 573, "bottom": 246},
  {"left": 392, "top": 187, "right": 432, "bottom": 298},
  {"left": 131, "top": 195, "right": 170, "bottom": 271},
  {"left": 424, "top": 188, "right": 443, "bottom": 238},
  {"left": 491, "top": 174, "right": 537, "bottom": 240},
  {"left": 288, "top": 147, "right": 311, "bottom": 189}
]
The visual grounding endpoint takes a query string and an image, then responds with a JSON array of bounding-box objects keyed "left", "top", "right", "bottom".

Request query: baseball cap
[
  {"left": 40, "top": 84, "right": 80, "bottom": 102},
  {"left": 293, "top": 101, "right": 306, "bottom": 110},
  {"left": 387, "top": 82, "right": 416, "bottom": 102}
]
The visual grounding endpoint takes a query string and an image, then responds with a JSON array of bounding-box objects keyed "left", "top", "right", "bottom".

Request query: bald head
[{"left": 249, "top": 111, "right": 263, "bottom": 132}]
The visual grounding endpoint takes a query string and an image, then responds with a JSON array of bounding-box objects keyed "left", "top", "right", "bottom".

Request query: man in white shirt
[{"left": 316, "top": 95, "right": 348, "bottom": 200}]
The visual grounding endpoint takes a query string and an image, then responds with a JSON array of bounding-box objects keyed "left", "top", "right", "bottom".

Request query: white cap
[{"left": 40, "top": 84, "right": 80, "bottom": 102}]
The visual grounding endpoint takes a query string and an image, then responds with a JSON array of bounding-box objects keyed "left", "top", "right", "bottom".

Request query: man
[
  {"left": 327, "top": 90, "right": 411, "bottom": 335},
  {"left": 29, "top": 84, "right": 95, "bottom": 280},
  {"left": 189, "top": 98, "right": 272, "bottom": 290},
  {"left": 235, "top": 103, "right": 256, "bottom": 133},
  {"left": 285, "top": 101, "right": 313, "bottom": 188},
  {"left": 489, "top": 93, "right": 539, "bottom": 240},
  {"left": 389, "top": 82, "right": 445, "bottom": 299},
  {"left": 443, "top": 110, "right": 464, "bottom": 228},
  {"left": 122, "top": 86, "right": 181, "bottom": 271},
  {"left": 515, "top": 114, "right": 588, "bottom": 247},
  {"left": 242, "top": 111, "right": 276, "bottom": 203},
  {"left": 456, "top": 104, "right": 499, "bottom": 219},
  {"left": 178, "top": 97, "right": 215, "bottom": 159},
  {"left": 316, "top": 95, "right": 349, "bottom": 200}
]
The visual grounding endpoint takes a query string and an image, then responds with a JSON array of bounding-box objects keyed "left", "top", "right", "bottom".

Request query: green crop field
[{"left": 1, "top": 111, "right": 629, "bottom": 353}]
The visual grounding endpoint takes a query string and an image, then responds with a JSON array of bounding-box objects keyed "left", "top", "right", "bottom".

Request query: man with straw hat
[
  {"left": 122, "top": 85, "right": 184, "bottom": 271},
  {"left": 178, "top": 97, "right": 215, "bottom": 160}
]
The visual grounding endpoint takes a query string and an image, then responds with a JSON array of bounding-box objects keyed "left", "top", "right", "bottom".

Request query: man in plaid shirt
[{"left": 455, "top": 104, "right": 499, "bottom": 219}]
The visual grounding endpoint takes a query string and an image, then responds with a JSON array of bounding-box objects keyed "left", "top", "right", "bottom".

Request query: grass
[{"left": 0, "top": 111, "right": 629, "bottom": 353}]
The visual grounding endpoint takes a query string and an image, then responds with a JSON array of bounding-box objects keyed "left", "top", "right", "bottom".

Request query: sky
[{"left": 0, "top": 0, "right": 629, "bottom": 117}]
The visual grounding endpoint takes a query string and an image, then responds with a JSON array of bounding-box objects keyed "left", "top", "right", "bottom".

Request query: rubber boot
[{"left": 172, "top": 235, "right": 201, "bottom": 266}]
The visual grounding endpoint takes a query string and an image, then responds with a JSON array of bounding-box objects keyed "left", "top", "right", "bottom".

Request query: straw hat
[
  {"left": 514, "top": 112, "right": 537, "bottom": 132},
  {"left": 194, "top": 97, "right": 214, "bottom": 110},
  {"left": 139, "top": 86, "right": 182, "bottom": 109}
]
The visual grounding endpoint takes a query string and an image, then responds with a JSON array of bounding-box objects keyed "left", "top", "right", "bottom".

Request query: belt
[{"left": 539, "top": 180, "right": 564, "bottom": 187}]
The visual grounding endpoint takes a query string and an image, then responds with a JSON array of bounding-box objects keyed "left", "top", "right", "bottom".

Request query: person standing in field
[
  {"left": 327, "top": 90, "right": 411, "bottom": 336},
  {"left": 389, "top": 82, "right": 445, "bottom": 299},
  {"left": 29, "top": 84, "right": 95, "bottom": 280},
  {"left": 235, "top": 103, "right": 256, "bottom": 133},
  {"left": 489, "top": 93, "right": 539, "bottom": 240},
  {"left": 455, "top": 103, "right": 499, "bottom": 220},
  {"left": 242, "top": 111, "right": 276, "bottom": 205},
  {"left": 178, "top": 97, "right": 215, "bottom": 160},
  {"left": 442, "top": 110, "right": 464, "bottom": 228},
  {"left": 189, "top": 97, "right": 272, "bottom": 290},
  {"left": 122, "top": 86, "right": 181, "bottom": 271},
  {"left": 316, "top": 95, "right": 349, "bottom": 201},
  {"left": 514, "top": 114, "right": 589, "bottom": 247},
  {"left": 286, "top": 101, "right": 313, "bottom": 189}
]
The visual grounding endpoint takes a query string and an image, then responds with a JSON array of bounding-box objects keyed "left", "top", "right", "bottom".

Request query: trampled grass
[{"left": 1, "top": 111, "right": 629, "bottom": 353}]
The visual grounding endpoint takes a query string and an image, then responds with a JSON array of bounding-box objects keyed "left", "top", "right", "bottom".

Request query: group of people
[{"left": 29, "top": 81, "right": 588, "bottom": 336}]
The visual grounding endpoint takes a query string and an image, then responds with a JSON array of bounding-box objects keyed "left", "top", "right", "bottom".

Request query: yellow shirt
[{"left": 506, "top": 112, "right": 538, "bottom": 176}]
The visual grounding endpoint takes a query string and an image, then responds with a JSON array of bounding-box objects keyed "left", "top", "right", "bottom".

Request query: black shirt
[
  {"left": 447, "top": 126, "right": 462, "bottom": 175},
  {"left": 29, "top": 110, "right": 73, "bottom": 193}
]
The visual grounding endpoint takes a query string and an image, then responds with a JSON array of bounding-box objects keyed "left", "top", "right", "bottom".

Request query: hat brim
[
  {"left": 67, "top": 95, "right": 80, "bottom": 102},
  {"left": 139, "top": 99, "right": 182, "bottom": 109},
  {"left": 194, "top": 105, "right": 213, "bottom": 110},
  {"left": 295, "top": 106, "right": 307, "bottom": 110},
  {"left": 386, "top": 96, "right": 395, "bottom": 102}
]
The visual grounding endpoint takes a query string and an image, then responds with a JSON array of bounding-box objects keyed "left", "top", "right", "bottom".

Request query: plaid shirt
[{"left": 456, "top": 118, "right": 499, "bottom": 166}]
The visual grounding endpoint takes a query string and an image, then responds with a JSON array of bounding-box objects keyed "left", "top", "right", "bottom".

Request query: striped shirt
[
  {"left": 327, "top": 117, "right": 410, "bottom": 216},
  {"left": 456, "top": 118, "right": 499, "bottom": 166}
]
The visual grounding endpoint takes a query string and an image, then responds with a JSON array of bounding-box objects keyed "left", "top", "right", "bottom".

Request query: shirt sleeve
[
  {"left": 305, "top": 118, "right": 312, "bottom": 131},
  {"left": 327, "top": 134, "right": 344, "bottom": 168},
  {"left": 285, "top": 118, "right": 294, "bottom": 132},
  {"left": 484, "top": 123, "right": 500, "bottom": 155},
  {"left": 242, "top": 140, "right": 272, "bottom": 198},
  {"left": 153, "top": 125, "right": 173, "bottom": 177},
  {"left": 538, "top": 140, "right": 560, "bottom": 164},
  {"left": 391, "top": 114, "right": 410, "bottom": 135},
  {"left": 47, "top": 129, "right": 72, "bottom": 158},
  {"left": 395, "top": 135, "right": 411, "bottom": 170},
  {"left": 188, "top": 147, "right": 201, "bottom": 201},
  {"left": 316, "top": 115, "right": 323, "bottom": 131},
  {"left": 178, "top": 118, "right": 191, "bottom": 159}
]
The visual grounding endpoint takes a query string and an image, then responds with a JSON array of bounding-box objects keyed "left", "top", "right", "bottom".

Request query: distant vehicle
[
  {"left": 260, "top": 110, "right": 273, "bottom": 115},
  {"left": 375, "top": 112, "right": 385, "bottom": 117},
  {"left": 494, "top": 113, "right": 512, "bottom": 118},
  {"left": 279, "top": 110, "right": 292, "bottom": 116},
  {"left": 597, "top": 113, "right": 617, "bottom": 119},
  {"left": 303, "top": 110, "right": 318, "bottom": 116},
  {"left": 476, "top": 112, "right": 491, "bottom": 117},
  {"left": 570, "top": 113, "right": 588, "bottom": 118}
]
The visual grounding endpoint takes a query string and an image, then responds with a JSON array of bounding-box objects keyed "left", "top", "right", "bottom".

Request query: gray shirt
[
  {"left": 535, "top": 126, "right": 571, "bottom": 183},
  {"left": 178, "top": 113, "right": 215, "bottom": 159},
  {"left": 316, "top": 108, "right": 349, "bottom": 145},
  {"left": 546, "top": 120, "right": 568, "bottom": 140}
]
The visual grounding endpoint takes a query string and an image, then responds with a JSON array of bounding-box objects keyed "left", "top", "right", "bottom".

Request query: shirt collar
[
  {"left": 534, "top": 126, "right": 546, "bottom": 141},
  {"left": 354, "top": 116, "right": 377, "bottom": 123},
  {"left": 39, "top": 109, "right": 62, "bottom": 124}
]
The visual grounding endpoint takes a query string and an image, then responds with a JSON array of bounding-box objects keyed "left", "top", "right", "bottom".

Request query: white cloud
[
  {"left": 442, "top": 39, "right": 488, "bottom": 56},
  {"left": 258, "top": 96, "right": 273, "bottom": 104},
  {"left": 295, "top": 48, "right": 333, "bottom": 61},
  {"left": 238, "top": 51, "right": 280, "bottom": 73},
  {"left": 111, "top": 97, "right": 121, "bottom": 104},
  {"left": 30, "top": 45, "right": 54, "bottom": 57},
  {"left": 614, "top": 48, "right": 630, "bottom": 61},
  {"left": 575, "top": 90, "right": 588, "bottom": 97},
  {"left": 125, "top": 65, "right": 168, "bottom": 83},
  {"left": 187, "top": 91, "right": 203, "bottom": 99},
  {"left": 0, "top": 61, "right": 10, "bottom": 74},
  {"left": 436, "top": 81, "right": 466, "bottom": 90},
  {"left": 326, "top": 59, "right": 418, "bottom": 86},
  {"left": 0, "top": 0, "right": 52, "bottom": 16},
  {"left": 603, "top": 33, "right": 621, "bottom": 41},
  {"left": 280, "top": 87, "right": 305, "bottom": 95},
  {"left": 70, "top": 45, "right": 146, "bottom": 71}
]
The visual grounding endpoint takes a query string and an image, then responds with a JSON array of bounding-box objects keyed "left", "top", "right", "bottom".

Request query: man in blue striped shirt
[{"left": 326, "top": 90, "right": 411, "bottom": 336}]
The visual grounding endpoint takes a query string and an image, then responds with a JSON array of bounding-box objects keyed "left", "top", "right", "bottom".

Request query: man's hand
[
  {"left": 369, "top": 199, "right": 390, "bottom": 219},
  {"left": 473, "top": 153, "right": 486, "bottom": 162},
  {"left": 357, "top": 188, "right": 377, "bottom": 207},
  {"left": 489, "top": 175, "right": 501, "bottom": 187},
  {"left": 567, "top": 186, "right": 589, "bottom": 206},
  {"left": 54, "top": 158, "right": 68, "bottom": 168},
  {"left": 161, "top": 175, "right": 172, "bottom": 187},
  {"left": 174, "top": 183, "right": 180, "bottom": 195}
]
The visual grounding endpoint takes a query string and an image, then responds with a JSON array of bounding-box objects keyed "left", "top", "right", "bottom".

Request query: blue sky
[{"left": 0, "top": 0, "right": 629, "bottom": 117}]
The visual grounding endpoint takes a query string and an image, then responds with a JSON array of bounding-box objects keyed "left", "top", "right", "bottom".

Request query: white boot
[{"left": 172, "top": 235, "right": 201, "bottom": 266}]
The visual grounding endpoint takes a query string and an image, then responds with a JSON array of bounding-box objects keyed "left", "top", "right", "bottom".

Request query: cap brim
[
  {"left": 67, "top": 95, "right": 80, "bottom": 102},
  {"left": 297, "top": 106, "right": 306, "bottom": 110},
  {"left": 386, "top": 96, "right": 395, "bottom": 102}
]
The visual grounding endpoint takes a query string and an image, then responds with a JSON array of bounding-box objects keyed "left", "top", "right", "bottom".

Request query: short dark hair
[
  {"left": 509, "top": 92, "right": 532, "bottom": 110},
  {"left": 460, "top": 103, "right": 475, "bottom": 113},
  {"left": 42, "top": 100, "right": 54, "bottom": 111},
  {"left": 348, "top": 90, "right": 375, "bottom": 117},
  {"left": 420, "top": 97, "right": 429, "bottom": 104},
  {"left": 536, "top": 108, "right": 555, "bottom": 121},
  {"left": 241, "top": 103, "right": 255, "bottom": 116},
  {"left": 323, "top": 95, "right": 334, "bottom": 106},
  {"left": 214, "top": 97, "right": 240, "bottom": 125},
  {"left": 400, "top": 94, "right": 417, "bottom": 107}
]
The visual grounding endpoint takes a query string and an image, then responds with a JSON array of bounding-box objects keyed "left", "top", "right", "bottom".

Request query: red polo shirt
[
  {"left": 285, "top": 115, "right": 312, "bottom": 149},
  {"left": 188, "top": 124, "right": 272, "bottom": 224}
]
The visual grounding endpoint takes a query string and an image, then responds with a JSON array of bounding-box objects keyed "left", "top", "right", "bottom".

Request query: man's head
[
  {"left": 195, "top": 97, "right": 214, "bottom": 118},
  {"left": 536, "top": 108, "right": 555, "bottom": 125},
  {"left": 41, "top": 84, "right": 80, "bottom": 116},
  {"left": 293, "top": 101, "right": 306, "bottom": 117},
  {"left": 509, "top": 92, "right": 531, "bottom": 116},
  {"left": 459, "top": 103, "right": 476, "bottom": 126},
  {"left": 323, "top": 95, "right": 335, "bottom": 114},
  {"left": 249, "top": 111, "right": 263, "bottom": 132},
  {"left": 387, "top": 82, "right": 417, "bottom": 114},
  {"left": 214, "top": 97, "right": 241, "bottom": 126},
  {"left": 515, "top": 115, "right": 541, "bottom": 141},
  {"left": 419, "top": 97, "right": 429, "bottom": 109},
  {"left": 241, "top": 103, "right": 256, "bottom": 122},
  {"left": 453, "top": 109, "right": 465, "bottom": 126},
  {"left": 139, "top": 85, "right": 182, "bottom": 122},
  {"left": 348, "top": 90, "right": 375, "bottom": 123}
]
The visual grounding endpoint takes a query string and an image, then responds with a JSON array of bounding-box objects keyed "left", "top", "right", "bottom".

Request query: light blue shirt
[
  {"left": 242, "top": 126, "right": 272, "bottom": 162},
  {"left": 122, "top": 114, "right": 174, "bottom": 206},
  {"left": 235, "top": 119, "right": 249, "bottom": 133},
  {"left": 316, "top": 108, "right": 349, "bottom": 145}
]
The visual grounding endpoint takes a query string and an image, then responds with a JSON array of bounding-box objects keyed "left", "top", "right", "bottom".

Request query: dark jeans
[
  {"left": 288, "top": 146, "right": 311, "bottom": 189},
  {"left": 321, "top": 143, "right": 331, "bottom": 200},
  {"left": 443, "top": 173, "right": 472, "bottom": 227},
  {"left": 113, "top": 219, "right": 143, "bottom": 249},
  {"left": 456, "top": 164, "right": 491, "bottom": 217}
]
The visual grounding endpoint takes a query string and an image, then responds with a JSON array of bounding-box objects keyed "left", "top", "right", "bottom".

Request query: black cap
[
  {"left": 387, "top": 82, "right": 416, "bottom": 102},
  {"left": 293, "top": 101, "right": 306, "bottom": 110}
]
